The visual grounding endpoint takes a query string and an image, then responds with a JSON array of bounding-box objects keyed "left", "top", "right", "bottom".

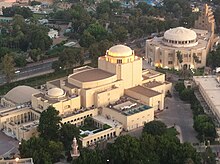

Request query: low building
[
  {"left": 193, "top": 75, "right": 220, "bottom": 122},
  {"left": 48, "top": 29, "right": 58, "bottom": 39}
]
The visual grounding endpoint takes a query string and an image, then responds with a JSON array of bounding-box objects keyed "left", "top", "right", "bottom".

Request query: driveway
[{"left": 157, "top": 88, "right": 199, "bottom": 143}]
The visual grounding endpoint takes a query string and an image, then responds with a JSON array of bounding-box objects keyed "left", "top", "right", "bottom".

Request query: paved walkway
[{"left": 158, "top": 87, "right": 198, "bottom": 143}]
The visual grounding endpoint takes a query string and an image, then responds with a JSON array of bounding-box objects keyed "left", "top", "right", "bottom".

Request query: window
[
  {"left": 184, "top": 54, "right": 188, "bottom": 58},
  {"left": 117, "top": 59, "right": 122, "bottom": 64}
]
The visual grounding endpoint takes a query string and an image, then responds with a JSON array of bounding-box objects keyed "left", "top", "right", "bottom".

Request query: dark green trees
[{"left": 38, "top": 106, "right": 62, "bottom": 141}]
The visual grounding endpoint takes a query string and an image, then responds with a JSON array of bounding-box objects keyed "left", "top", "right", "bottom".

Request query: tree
[
  {"left": 60, "top": 124, "right": 80, "bottom": 151},
  {"left": 59, "top": 47, "right": 84, "bottom": 69},
  {"left": 72, "top": 148, "right": 104, "bottom": 164},
  {"left": 1, "top": 54, "right": 15, "bottom": 83},
  {"left": 19, "top": 137, "right": 63, "bottom": 164},
  {"left": 2, "top": 6, "right": 33, "bottom": 18},
  {"left": 176, "top": 51, "right": 183, "bottom": 64},
  {"left": 38, "top": 106, "right": 62, "bottom": 141},
  {"left": 107, "top": 135, "right": 140, "bottom": 163},
  {"left": 194, "top": 114, "right": 216, "bottom": 141},
  {"left": 143, "top": 121, "right": 167, "bottom": 136},
  {"left": 202, "top": 147, "right": 216, "bottom": 164}
]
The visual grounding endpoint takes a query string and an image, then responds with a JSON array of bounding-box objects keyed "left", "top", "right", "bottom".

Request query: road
[{"left": 0, "top": 58, "right": 58, "bottom": 85}]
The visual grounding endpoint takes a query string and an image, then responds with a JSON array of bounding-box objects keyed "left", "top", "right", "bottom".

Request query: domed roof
[
  {"left": 164, "top": 27, "right": 197, "bottom": 41},
  {"left": 47, "top": 88, "right": 64, "bottom": 97},
  {"left": 108, "top": 45, "right": 133, "bottom": 57},
  {"left": 4, "top": 85, "right": 39, "bottom": 104}
]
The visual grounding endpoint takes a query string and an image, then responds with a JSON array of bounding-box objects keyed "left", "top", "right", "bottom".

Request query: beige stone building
[
  {"left": 193, "top": 75, "right": 220, "bottom": 123},
  {"left": 195, "top": 4, "right": 215, "bottom": 33},
  {"left": 0, "top": 45, "right": 171, "bottom": 147},
  {"left": 145, "top": 4, "right": 216, "bottom": 70}
]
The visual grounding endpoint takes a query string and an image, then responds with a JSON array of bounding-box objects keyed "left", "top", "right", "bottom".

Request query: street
[{"left": 0, "top": 58, "right": 58, "bottom": 85}]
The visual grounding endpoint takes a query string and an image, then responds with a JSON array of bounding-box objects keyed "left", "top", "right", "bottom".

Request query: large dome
[
  {"left": 164, "top": 27, "right": 197, "bottom": 41},
  {"left": 3, "top": 85, "right": 39, "bottom": 105},
  {"left": 47, "top": 88, "right": 65, "bottom": 98},
  {"left": 108, "top": 45, "right": 133, "bottom": 57}
]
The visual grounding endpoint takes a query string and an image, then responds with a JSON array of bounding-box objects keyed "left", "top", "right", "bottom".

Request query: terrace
[{"left": 108, "top": 97, "right": 152, "bottom": 116}]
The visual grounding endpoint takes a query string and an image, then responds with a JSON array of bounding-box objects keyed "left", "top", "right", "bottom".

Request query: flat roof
[
  {"left": 93, "top": 115, "right": 122, "bottom": 128},
  {"left": 143, "top": 81, "right": 163, "bottom": 88},
  {"left": 194, "top": 76, "right": 220, "bottom": 117},
  {"left": 108, "top": 97, "right": 152, "bottom": 116},
  {"left": 69, "top": 68, "right": 115, "bottom": 82},
  {"left": 127, "top": 85, "right": 161, "bottom": 97}
]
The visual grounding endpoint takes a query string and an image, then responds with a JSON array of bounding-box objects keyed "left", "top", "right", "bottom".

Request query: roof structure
[
  {"left": 108, "top": 45, "right": 133, "bottom": 57},
  {"left": 3, "top": 85, "right": 39, "bottom": 105},
  {"left": 164, "top": 27, "right": 197, "bottom": 41},
  {"left": 127, "top": 85, "right": 161, "bottom": 97},
  {"left": 69, "top": 69, "right": 115, "bottom": 82}
]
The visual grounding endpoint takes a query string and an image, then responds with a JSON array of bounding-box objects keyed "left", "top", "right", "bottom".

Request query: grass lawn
[
  {"left": 166, "top": 127, "right": 179, "bottom": 137},
  {"left": 80, "top": 124, "right": 98, "bottom": 131}
]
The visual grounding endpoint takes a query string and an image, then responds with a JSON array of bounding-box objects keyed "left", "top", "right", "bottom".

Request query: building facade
[
  {"left": 145, "top": 4, "right": 215, "bottom": 70},
  {"left": 0, "top": 44, "right": 171, "bottom": 147}
]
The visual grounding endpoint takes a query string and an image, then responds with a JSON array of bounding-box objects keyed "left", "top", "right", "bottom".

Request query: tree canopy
[{"left": 38, "top": 106, "right": 62, "bottom": 141}]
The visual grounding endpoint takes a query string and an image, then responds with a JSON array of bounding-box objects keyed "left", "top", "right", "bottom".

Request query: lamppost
[
  {"left": 15, "top": 157, "right": 19, "bottom": 164},
  {"left": 106, "top": 159, "right": 110, "bottom": 164}
]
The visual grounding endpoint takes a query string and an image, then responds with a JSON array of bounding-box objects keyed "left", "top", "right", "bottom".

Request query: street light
[
  {"left": 15, "top": 157, "right": 19, "bottom": 163},
  {"left": 107, "top": 159, "right": 110, "bottom": 164}
]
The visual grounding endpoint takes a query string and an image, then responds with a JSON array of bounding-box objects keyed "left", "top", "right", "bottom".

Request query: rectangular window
[
  {"left": 168, "top": 61, "right": 173, "bottom": 65},
  {"left": 117, "top": 59, "right": 122, "bottom": 64}
]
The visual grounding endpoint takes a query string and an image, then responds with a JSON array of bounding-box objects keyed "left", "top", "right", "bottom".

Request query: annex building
[
  {"left": 0, "top": 45, "right": 171, "bottom": 147},
  {"left": 194, "top": 75, "right": 220, "bottom": 123},
  {"left": 145, "top": 4, "right": 216, "bottom": 70}
]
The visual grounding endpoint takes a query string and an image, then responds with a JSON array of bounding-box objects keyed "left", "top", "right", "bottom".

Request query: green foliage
[
  {"left": 60, "top": 123, "right": 80, "bottom": 151},
  {"left": 0, "top": 15, "right": 52, "bottom": 51},
  {"left": 30, "top": 1, "right": 41, "bottom": 6},
  {"left": 103, "top": 134, "right": 201, "bottom": 164},
  {"left": 2, "top": 6, "right": 33, "bottom": 18},
  {"left": 107, "top": 135, "right": 141, "bottom": 163},
  {"left": 38, "top": 106, "right": 62, "bottom": 141},
  {"left": 72, "top": 148, "right": 104, "bottom": 164},
  {"left": 174, "top": 82, "right": 185, "bottom": 93},
  {"left": 207, "top": 45, "right": 220, "bottom": 69},
  {"left": 176, "top": 51, "right": 183, "bottom": 64},
  {"left": 1, "top": 54, "right": 15, "bottom": 83},
  {"left": 143, "top": 120, "right": 167, "bottom": 136},
  {"left": 103, "top": 124, "right": 111, "bottom": 130},
  {"left": 55, "top": 47, "right": 84, "bottom": 70},
  {"left": 179, "top": 88, "right": 194, "bottom": 102},
  {"left": 19, "top": 137, "right": 63, "bottom": 164},
  {"left": 194, "top": 114, "right": 216, "bottom": 141},
  {"left": 14, "top": 54, "right": 27, "bottom": 67}
]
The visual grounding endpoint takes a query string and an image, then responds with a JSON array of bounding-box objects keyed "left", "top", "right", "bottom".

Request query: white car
[{"left": 15, "top": 70, "right": 20, "bottom": 74}]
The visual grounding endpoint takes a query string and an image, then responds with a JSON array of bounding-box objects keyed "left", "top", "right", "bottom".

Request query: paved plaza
[
  {"left": 0, "top": 131, "right": 19, "bottom": 158},
  {"left": 158, "top": 87, "right": 199, "bottom": 143}
]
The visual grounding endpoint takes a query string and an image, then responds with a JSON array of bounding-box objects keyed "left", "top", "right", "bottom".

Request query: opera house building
[
  {"left": 0, "top": 45, "right": 171, "bottom": 147},
  {"left": 145, "top": 27, "right": 213, "bottom": 70},
  {"left": 145, "top": 4, "right": 216, "bottom": 70}
]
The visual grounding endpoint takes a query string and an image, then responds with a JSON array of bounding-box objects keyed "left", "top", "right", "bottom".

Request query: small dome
[
  {"left": 164, "top": 27, "right": 197, "bottom": 41},
  {"left": 47, "top": 88, "right": 64, "bottom": 97},
  {"left": 108, "top": 45, "right": 133, "bottom": 57}
]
